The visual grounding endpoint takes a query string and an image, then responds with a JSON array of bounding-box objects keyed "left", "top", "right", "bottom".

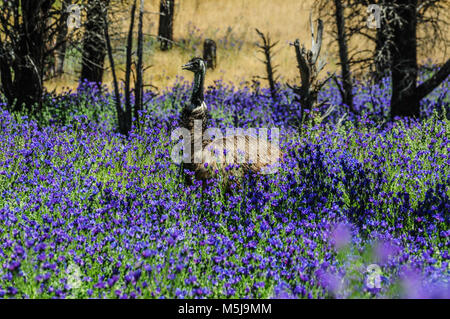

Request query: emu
[{"left": 180, "top": 57, "right": 281, "bottom": 188}]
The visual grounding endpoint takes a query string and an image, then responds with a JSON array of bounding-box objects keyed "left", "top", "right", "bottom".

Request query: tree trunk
[
  {"left": 390, "top": 0, "right": 419, "bottom": 118},
  {"left": 203, "top": 39, "right": 217, "bottom": 70},
  {"left": 373, "top": 28, "right": 389, "bottom": 82},
  {"left": 124, "top": 0, "right": 137, "bottom": 134},
  {"left": 255, "top": 29, "right": 279, "bottom": 101},
  {"left": 104, "top": 8, "right": 126, "bottom": 135},
  {"left": 289, "top": 17, "right": 326, "bottom": 113},
  {"left": 135, "top": 0, "right": 145, "bottom": 127},
  {"left": 45, "top": 19, "right": 56, "bottom": 78},
  {"left": 373, "top": 0, "right": 392, "bottom": 83},
  {"left": 0, "top": 46, "right": 14, "bottom": 110},
  {"left": 80, "top": 0, "right": 109, "bottom": 84},
  {"left": 55, "top": 0, "right": 71, "bottom": 76},
  {"left": 55, "top": 38, "right": 67, "bottom": 76},
  {"left": 14, "top": 0, "right": 53, "bottom": 112},
  {"left": 158, "top": 0, "right": 175, "bottom": 51},
  {"left": 391, "top": 58, "right": 450, "bottom": 116},
  {"left": 333, "top": 0, "right": 354, "bottom": 112}
]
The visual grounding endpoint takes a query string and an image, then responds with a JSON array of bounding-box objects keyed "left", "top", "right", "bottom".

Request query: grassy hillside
[{"left": 45, "top": 0, "right": 449, "bottom": 92}]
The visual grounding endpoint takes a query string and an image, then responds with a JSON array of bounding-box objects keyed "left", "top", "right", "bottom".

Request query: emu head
[
  {"left": 182, "top": 57, "right": 207, "bottom": 74},
  {"left": 182, "top": 57, "right": 207, "bottom": 111}
]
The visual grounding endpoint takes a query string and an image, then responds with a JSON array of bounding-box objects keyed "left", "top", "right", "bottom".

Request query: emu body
[{"left": 180, "top": 58, "right": 281, "bottom": 187}]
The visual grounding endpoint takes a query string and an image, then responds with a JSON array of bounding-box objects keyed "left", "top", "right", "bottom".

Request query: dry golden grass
[{"left": 45, "top": 0, "right": 449, "bottom": 92}]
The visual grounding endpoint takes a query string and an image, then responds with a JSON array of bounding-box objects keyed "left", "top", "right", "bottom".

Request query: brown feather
[{"left": 181, "top": 103, "right": 282, "bottom": 189}]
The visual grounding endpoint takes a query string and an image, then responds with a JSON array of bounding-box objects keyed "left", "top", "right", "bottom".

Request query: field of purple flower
[{"left": 0, "top": 72, "right": 448, "bottom": 299}]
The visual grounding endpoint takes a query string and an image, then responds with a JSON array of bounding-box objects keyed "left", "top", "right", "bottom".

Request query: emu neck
[
  {"left": 181, "top": 68, "right": 209, "bottom": 150},
  {"left": 190, "top": 71, "right": 205, "bottom": 108}
]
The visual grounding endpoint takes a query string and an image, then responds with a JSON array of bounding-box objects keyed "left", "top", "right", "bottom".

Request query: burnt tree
[
  {"left": 135, "top": 0, "right": 145, "bottom": 127},
  {"left": 255, "top": 29, "right": 279, "bottom": 100},
  {"left": 158, "top": 0, "right": 175, "bottom": 51},
  {"left": 333, "top": 0, "right": 354, "bottom": 113},
  {"left": 123, "top": 0, "right": 137, "bottom": 134},
  {"left": 288, "top": 16, "right": 335, "bottom": 128},
  {"left": 314, "top": 0, "right": 449, "bottom": 82},
  {"left": 104, "top": 7, "right": 125, "bottom": 134},
  {"left": 54, "top": 0, "right": 71, "bottom": 76},
  {"left": 390, "top": 0, "right": 450, "bottom": 118},
  {"left": 105, "top": 0, "right": 148, "bottom": 135},
  {"left": 203, "top": 39, "right": 217, "bottom": 70},
  {"left": 80, "top": 0, "right": 110, "bottom": 84},
  {"left": 288, "top": 18, "right": 330, "bottom": 110},
  {"left": 372, "top": 1, "right": 393, "bottom": 82},
  {"left": 0, "top": 0, "right": 56, "bottom": 112},
  {"left": 390, "top": 0, "right": 418, "bottom": 117}
]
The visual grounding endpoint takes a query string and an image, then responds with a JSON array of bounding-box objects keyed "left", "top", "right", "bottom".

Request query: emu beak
[{"left": 182, "top": 62, "right": 192, "bottom": 70}]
